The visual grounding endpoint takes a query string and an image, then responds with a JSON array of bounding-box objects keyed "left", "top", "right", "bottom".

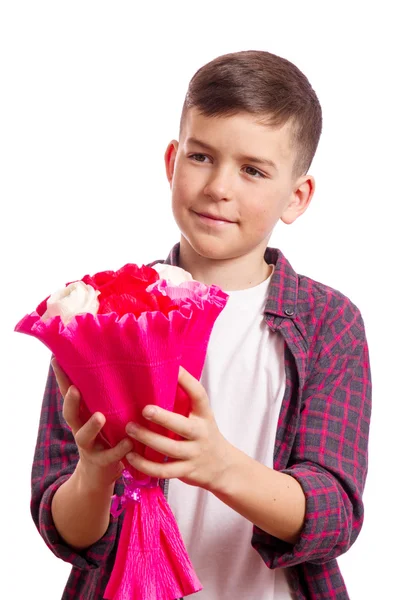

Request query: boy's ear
[
  {"left": 164, "top": 141, "right": 179, "bottom": 185},
  {"left": 280, "top": 174, "right": 315, "bottom": 225}
]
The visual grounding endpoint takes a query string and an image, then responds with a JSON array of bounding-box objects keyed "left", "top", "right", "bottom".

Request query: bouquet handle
[{"left": 104, "top": 473, "right": 202, "bottom": 600}]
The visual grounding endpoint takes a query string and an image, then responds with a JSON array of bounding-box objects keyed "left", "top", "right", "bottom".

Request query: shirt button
[{"left": 284, "top": 308, "right": 294, "bottom": 316}]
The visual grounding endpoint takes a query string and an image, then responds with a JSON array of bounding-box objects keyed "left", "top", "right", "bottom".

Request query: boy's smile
[
  {"left": 194, "top": 211, "right": 237, "bottom": 226},
  {"left": 165, "top": 109, "right": 315, "bottom": 290}
]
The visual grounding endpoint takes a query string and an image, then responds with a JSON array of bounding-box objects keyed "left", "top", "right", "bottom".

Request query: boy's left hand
[{"left": 125, "top": 366, "right": 234, "bottom": 492}]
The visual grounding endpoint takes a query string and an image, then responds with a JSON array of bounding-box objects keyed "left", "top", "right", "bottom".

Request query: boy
[{"left": 33, "top": 50, "right": 371, "bottom": 599}]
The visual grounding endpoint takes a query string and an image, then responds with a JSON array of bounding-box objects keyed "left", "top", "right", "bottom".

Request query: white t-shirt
[{"left": 168, "top": 270, "right": 293, "bottom": 599}]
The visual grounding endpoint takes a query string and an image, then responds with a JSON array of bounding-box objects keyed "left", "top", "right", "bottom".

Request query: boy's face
[{"left": 165, "top": 109, "right": 314, "bottom": 267}]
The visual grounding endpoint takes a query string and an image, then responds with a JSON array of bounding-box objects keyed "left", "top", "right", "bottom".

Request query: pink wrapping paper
[
  {"left": 16, "top": 308, "right": 193, "bottom": 481},
  {"left": 15, "top": 276, "right": 228, "bottom": 600},
  {"left": 147, "top": 280, "right": 227, "bottom": 444}
]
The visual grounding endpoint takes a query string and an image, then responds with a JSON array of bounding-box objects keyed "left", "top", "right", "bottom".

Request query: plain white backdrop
[{"left": 1, "top": 1, "right": 399, "bottom": 598}]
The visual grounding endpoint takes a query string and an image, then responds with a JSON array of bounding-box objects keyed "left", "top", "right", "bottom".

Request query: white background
[{"left": 1, "top": 1, "right": 399, "bottom": 598}]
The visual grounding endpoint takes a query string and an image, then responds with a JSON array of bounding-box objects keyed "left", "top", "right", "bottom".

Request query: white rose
[
  {"left": 152, "top": 263, "right": 193, "bottom": 285},
  {"left": 41, "top": 281, "right": 100, "bottom": 325}
]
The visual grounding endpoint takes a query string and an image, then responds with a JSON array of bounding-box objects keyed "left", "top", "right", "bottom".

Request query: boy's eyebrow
[{"left": 186, "top": 137, "right": 278, "bottom": 171}]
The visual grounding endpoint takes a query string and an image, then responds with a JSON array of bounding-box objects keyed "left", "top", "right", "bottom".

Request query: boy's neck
[{"left": 178, "top": 239, "right": 272, "bottom": 292}]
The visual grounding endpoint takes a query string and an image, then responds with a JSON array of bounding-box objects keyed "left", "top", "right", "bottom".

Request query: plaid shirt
[{"left": 31, "top": 245, "right": 371, "bottom": 599}]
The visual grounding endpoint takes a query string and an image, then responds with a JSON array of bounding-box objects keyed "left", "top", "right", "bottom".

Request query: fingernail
[
  {"left": 68, "top": 385, "right": 79, "bottom": 398},
  {"left": 126, "top": 423, "right": 138, "bottom": 435},
  {"left": 123, "top": 439, "right": 134, "bottom": 451},
  {"left": 143, "top": 406, "right": 155, "bottom": 419}
]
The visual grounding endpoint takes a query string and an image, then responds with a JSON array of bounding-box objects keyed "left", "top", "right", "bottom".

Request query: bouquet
[{"left": 15, "top": 261, "right": 228, "bottom": 600}]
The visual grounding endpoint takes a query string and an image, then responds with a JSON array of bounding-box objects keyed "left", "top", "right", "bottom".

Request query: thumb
[
  {"left": 178, "top": 366, "right": 211, "bottom": 417},
  {"left": 51, "top": 358, "right": 72, "bottom": 398},
  {"left": 62, "top": 385, "right": 84, "bottom": 436}
]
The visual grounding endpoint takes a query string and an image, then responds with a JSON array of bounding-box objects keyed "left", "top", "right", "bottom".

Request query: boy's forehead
[{"left": 180, "top": 108, "right": 295, "bottom": 164}]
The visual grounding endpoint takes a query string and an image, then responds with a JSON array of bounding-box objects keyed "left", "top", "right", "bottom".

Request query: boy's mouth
[{"left": 194, "top": 211, "right": 236, "bottom": 225}]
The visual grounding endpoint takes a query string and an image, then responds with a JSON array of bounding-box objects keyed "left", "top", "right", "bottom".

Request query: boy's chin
[{"left": 181, "top": 234, "right": 243, "bottom": 262}]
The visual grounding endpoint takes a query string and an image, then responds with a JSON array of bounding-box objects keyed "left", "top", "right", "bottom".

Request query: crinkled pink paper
[
  {"left": 16, "top": 307, "right": 194, "bottom": 481},
  {"left": 15, "top": 280, "right": 228, "bottom": 600},
  {"left": 147, "top": 279, "right": 228, "bottom": 445}
]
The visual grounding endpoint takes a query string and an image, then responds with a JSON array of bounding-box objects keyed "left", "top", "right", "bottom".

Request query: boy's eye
[
  {"left": 189, "top": 153, "right": 209, "bottom": 162},
  {"left": 244, "top": 166, "right": 265, "bottom": 178}
]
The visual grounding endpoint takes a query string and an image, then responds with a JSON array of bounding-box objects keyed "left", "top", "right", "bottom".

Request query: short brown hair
[{"left": 180, "top": 50, "right": 322, "bottom": 176}]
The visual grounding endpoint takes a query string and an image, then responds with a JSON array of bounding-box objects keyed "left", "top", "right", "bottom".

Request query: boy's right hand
[{"left": 51, "top": 358, "right": 134, "bottom": 492}]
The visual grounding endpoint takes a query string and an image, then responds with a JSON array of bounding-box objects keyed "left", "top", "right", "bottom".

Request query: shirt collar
[
  {"left": 263, "top": 247, "right": 298, "bottom": 319},
  {"left": 162, "top": 243, "right": 298, "bottom": 320}
]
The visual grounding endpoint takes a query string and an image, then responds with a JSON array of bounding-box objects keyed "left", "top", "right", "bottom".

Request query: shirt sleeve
[
  {"left": 253, "top": 301, "right": 372, "bottom": 568},
  {"left": 31, "top": 362, "right": 121, "bottom": 570}
]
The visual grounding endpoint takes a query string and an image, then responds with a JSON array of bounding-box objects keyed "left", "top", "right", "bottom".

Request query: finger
[
  {"left": 51, "top": 358, "right": 72, "bottom": 398},
  {"left": 126, "top": 422, "right": 194, "bottom": 459},
  {"left": 177, "top": 366, "right": 211, "bottom": 417},
  {"left": 126, "top": 451, "right": 185, "bottom": 480},
  {"left": 62, "top": 385, "right": 84, "bottom": 435},
  {"left": 98, "top": 438, "right": 134, "bottom": 466},
  {"left": 75, "top": 411, "right": 106, "bottom": 449},
  {"left": 141, "top": 404, "right": 196, "bottom": 439}
]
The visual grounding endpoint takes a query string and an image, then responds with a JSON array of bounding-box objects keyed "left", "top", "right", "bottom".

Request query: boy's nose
[
  {"left": 204, "top": 169, "right": 233, "bottom": 201},
  {"left": 203, "top": 172, "right": 234, "bottom": 202}
]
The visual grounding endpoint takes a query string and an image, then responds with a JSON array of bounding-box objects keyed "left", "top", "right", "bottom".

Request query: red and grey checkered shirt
[{"left": 31, "top": 245, "right": 371, "bottom": 599}]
